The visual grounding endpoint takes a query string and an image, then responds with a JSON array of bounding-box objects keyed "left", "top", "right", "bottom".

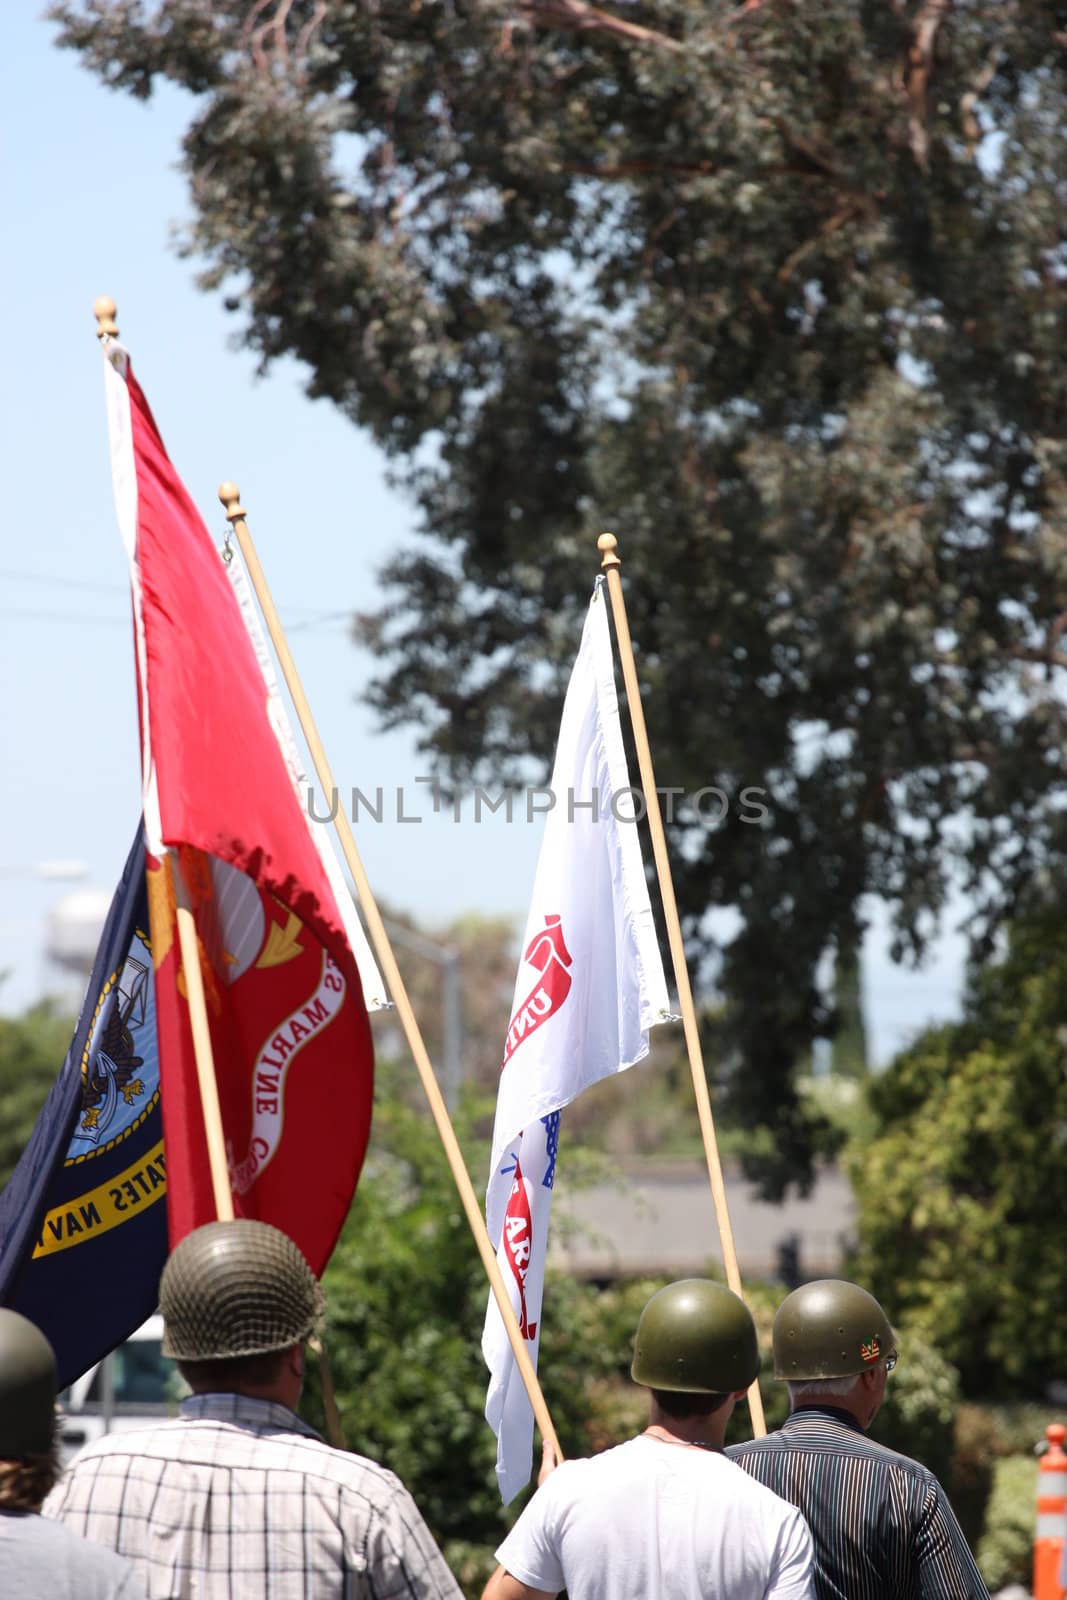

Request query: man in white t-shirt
[{"left": 483, "top": 1279, "right": 813, "bottom": 1600}]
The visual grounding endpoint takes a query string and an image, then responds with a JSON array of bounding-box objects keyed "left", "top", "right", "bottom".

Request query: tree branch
[
  {"left": 516, "top": 0, "right": 683, "bottom": 52},
  {"left": 771, "top": 120, "right": 844, "bottom": 181},
  {"left": 776, "top": 201, "right": 867, "bottom": 285},
  {"left": 902, "top": 0, "right": 953, "bottom": 170},
  {"left": 960, "top": 48, "right": 999, "bottom": 158},
  {"left": 1008, "top": 644, "right": 1067, "bottom": 672},
  {"left": 242, "top": 0, "right": 327, "bottom": 81},
  {"left": 253, "top": 0, "right": 297, "bottom": 74},
  {"left": 563, "top": 158, "right": 716, "bottom": 178},
  {"left": 295, "top": 1, "right": 329, "bottom": 67}
]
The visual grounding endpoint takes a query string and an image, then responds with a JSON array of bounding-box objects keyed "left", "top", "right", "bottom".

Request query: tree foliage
[
  {"left": 51, "top": 0, "right": 1067, "bottom": 1191},
  {"left": 382, "top": 908, "right": 518, "bottom": 1091},
  {"left": 974, "top": 1455, "right": 1035, "bottom": 1593},
  {"left": 851, "top": 909, "right": 1067, "bottom": 1397},
  {"left": 0, "top": 998, "right": 76, "bottom": 1190}
]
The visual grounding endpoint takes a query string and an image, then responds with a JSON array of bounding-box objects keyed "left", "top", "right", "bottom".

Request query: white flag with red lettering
[{"left": 482, "top": 578, "right": 671, "bottom": 1502}]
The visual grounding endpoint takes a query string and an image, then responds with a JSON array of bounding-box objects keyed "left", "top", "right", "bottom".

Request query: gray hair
[{"left": 786, "top": 1374, "right": 861, "bottom": 1404}]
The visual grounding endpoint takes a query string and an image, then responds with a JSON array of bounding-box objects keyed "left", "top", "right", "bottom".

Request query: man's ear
[
  {"left": 859, "top": 1367, "right": 879, "bottom": 1392},
  {"left": 288, "top": 1343, "right": 306, "bottom": 1379}
]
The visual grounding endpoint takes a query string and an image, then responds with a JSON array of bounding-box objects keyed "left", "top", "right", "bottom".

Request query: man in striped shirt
[{"left": 728, "top": 1279, "right": 989, "bottom": 1600}]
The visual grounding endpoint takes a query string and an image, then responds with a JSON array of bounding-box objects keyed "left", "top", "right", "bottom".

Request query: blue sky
[{"left": 0, "top": 9, "right": 967, "bottom": 1063}]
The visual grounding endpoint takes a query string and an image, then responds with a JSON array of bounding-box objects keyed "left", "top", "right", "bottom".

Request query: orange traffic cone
[{"left": 1035, "top": 1423, "right": 1067, "bottom": 1600}]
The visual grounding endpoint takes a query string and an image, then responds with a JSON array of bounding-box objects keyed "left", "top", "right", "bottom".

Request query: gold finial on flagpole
[
  {"left": 597, "top": 531, "right": 621, "bottom": 570},
  {"left": 218, "top": 482, "right": 247, "bottom": 523},
  {"left": 93, "top": 296, "right": 119, "bottom": 339}
]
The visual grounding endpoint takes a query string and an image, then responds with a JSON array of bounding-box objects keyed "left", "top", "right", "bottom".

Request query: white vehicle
[{"left": 57, "top": 1316, "right": 186, "bottom": 1465}]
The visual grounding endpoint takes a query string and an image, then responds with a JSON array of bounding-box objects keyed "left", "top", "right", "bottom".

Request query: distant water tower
[{"left": 46, "top": 887, "right": 112, "bottom": 982}]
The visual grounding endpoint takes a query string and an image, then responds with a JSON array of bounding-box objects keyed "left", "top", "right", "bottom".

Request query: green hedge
[{"left": 976, "top": 1455, "right": 1035, "bottom": 1594}]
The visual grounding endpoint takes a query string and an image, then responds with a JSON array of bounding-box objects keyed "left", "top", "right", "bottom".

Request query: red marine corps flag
[
  {"left": 100, "top": 331, "right": 374, "bottom": 1275},
  {"left": 483, "top": 580, "right": 670, "bottom": 1502}
]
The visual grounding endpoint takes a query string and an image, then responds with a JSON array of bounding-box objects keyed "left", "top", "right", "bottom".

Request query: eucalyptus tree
[{"left": 53, "top": 0, "right": 1067, "bottom": 1190}]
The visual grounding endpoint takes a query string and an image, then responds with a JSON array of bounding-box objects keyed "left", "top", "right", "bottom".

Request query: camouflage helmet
[
  {"left": 0, "top": 1310, "right": 57, "bottom": 1459},
  {"left": 631, "top": 1279, "right": 760, "bottom": 1394},
  {"left": 160, "top": 1219, "right": 324, "bottom": 1361},
  {"left": 772, "top": 1279, "right": 894, "bottom": 1382}
]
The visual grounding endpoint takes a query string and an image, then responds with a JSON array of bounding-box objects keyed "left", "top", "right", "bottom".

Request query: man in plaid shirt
[{"left": 45, "top": 1219, "right": 464, "bottom": 1600}]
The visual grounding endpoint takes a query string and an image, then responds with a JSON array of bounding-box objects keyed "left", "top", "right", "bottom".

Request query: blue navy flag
[{"left": 0, "top": 827, "right": 167, "bottom": 1388}]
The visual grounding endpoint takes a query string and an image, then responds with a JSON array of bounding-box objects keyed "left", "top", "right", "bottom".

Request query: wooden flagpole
[
  {"left": 598, "top": 532, "right": 766, "bottom": 1437},
  {"left": 216, "top": 482, "right": 563, "bottom": 1465},
  {"left": 94, "top": 296, "right": 234, "bottom": 1228},
  {"left": 308, "top": 1334, "right": 347, "bottom": 1448},
  {"left": 171, "top": 856, "right": 235, "bottom": 1223}
]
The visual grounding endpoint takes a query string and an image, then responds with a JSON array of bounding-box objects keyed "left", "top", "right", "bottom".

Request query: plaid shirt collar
[{"left": 178, "top": 1392, "right": 322, "bottom": 1440}]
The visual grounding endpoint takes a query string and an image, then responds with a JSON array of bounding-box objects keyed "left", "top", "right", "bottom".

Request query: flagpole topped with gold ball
[
  {"left": 217, "top": 480, "right": 564, "bottom": 1468},
  {"left": 93, "top": 295, "right": 119, "bottom": 339},
  {"left": 93, "top": 295, "right": 235, "bottom": 1227},
  {"left": 598, "top": 531, "right": 766, "bottom": 1438}
]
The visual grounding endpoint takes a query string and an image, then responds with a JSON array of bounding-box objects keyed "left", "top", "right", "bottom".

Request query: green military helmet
[
  {"left": 0, "top": 1309, "right": 57, "bottom": 1459},
  {"left": 160, "top": 1219, "right": 325, "bottom": 1361},
  {"left": 772, "top": 1279, "right": 894, "bottom": 1381},
  {"left": 631, "top": 1279, "right": 760, "bottom": 1394}
]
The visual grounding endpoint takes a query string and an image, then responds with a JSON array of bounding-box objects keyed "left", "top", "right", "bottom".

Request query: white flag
[
  {"left": 225, "top": 544, "right": 389, "bottom": 1011},
  {"left": 482, "top": 578, "right": 671, "bottom": 1503}
]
